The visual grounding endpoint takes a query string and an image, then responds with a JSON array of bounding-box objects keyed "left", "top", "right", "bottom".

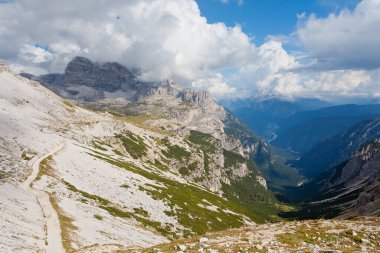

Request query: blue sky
[{"left": 196, "top": 0, "right": 361, "bottom": 45}]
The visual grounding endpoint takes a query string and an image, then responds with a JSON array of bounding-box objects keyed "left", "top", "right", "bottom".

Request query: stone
[
  {"left": 199, "top": 237, "right": 209, "bottom": 243},
  {"left": 178, "top": 245, "right": 187, "bottom": 251}
]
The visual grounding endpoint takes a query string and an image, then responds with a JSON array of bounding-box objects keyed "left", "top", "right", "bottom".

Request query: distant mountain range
[
  {"left": 273, "top": 104, "right": 380, "bottom": 154},
  {"left": 220, "top": 97, "right": 330, "bottom": 140},
  {"left": 223, "top": 98, "right": 380, "bottom": 153}
]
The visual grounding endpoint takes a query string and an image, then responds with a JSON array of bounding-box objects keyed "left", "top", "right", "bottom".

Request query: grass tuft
[{"left": 116, "top": 131, "right": 147, "bottom": 159}]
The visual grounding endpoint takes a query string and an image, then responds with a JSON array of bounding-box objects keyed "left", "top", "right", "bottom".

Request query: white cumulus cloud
[
  {"left": 228, "top": 40, "right": 299, "bottom": 97},
  {"left": 297, "top": 0, "right": 380, "bottom": 69},
  {"left": 0, "top": 0, "right": 254, "bottom": 82},
  {"left": 192, "top": 73, "right": 236, "bottom": 99},
  {"left": 18, "top": 44, "right": 53, "bottom": 64}
]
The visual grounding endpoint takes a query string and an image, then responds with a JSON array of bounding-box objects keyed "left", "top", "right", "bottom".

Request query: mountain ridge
[
  {"left": 294, "top": 117, "right": 380, "bottom": 178},
  {"left": 284, "top": 139, "right": 380, "bottom": 219},
  {"left": 22, "top": 56, "right": 221, "bottom": 108},
  {"left": 0, "top": 62, "right": 270, "bottom": 251},
  {"left": 272, "top": 104, "right": 380, "bottom": 153},
  {"left": 22, "top": 57, "right": 303, "bottom": 190},
  {"left": 1, "top": 60, "right": 301, "bottom": 252},
  {"left": 220, "top": 97, "right": 331, "bottom": 139},
  {"left": 2, "top": 59, "right": 380, "bottom": 252}
]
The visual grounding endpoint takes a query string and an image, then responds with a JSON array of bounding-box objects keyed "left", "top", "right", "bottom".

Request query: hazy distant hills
[
  {"left": 273, "top": 104, "right": 380, "bottom": 154},
  {"left": 294, "top": 117, "right": 380, "bottom": 178},
  {"left": 220, "top": 97, "right": 330, "bottom": 139},
  {"left": 223, "top": 95, "right": 380, "bottom": 221},
  {"left": 224, "top": 98, "right": 380, "bottom": 185},
  {"left": 224, "top": 98, "right": 380, "bottom": 153}
]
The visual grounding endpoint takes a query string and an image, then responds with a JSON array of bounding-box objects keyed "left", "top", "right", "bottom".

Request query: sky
[
  {"left": 0, "top": 0, "right": 379, "bottom": 102},
  {"left": 196, "top": 0, "right": 361, "bottom": 45}
]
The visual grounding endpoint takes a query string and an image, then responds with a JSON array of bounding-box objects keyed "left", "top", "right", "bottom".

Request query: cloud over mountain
[
  {"left": 0, "top": 1, "right": 251, "bottom": 77},
  {"left": 0, "top": 0, "right": 379, "bottom": 101}
]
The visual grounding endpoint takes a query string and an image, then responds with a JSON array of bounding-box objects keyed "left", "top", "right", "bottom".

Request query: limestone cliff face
[
  {"left": 180, "top": 88, "right": 219, "bottom": 109},
  {"left": 142, "top": 79, "right": 180, "bottom": 98}
]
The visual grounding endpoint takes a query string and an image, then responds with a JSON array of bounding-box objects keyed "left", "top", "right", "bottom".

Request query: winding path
[{"left": 20, "top": 143, "right": 66, "bottom": 253}]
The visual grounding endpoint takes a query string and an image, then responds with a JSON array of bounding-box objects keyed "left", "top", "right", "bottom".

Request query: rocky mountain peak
[
  {"left": 64, "top": 56, "right": 94, "bottom": 85},
  {"left": 64, "top": 56, "right": 139, "bottom": 92},
  {"left": 21, "top": 57, "right": 220, "bottom": 109},
  {"left": 65, "top": 56, "right": 92, "bottom": 71},
  {"left": 64, "top": 56, "right": 92, "bottom": 79},
  {"left": 162, "top": 79, "right": 178, "bottom": 90},
  {"left": 144, "top": 79, "right": 180, "bottom": 98}
]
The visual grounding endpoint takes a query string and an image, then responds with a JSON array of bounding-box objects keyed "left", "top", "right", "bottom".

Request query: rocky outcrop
[
  {"left": 256, "top": 176, "right": 268, "bottom": 189},
  {"left": 180, "top": 88, "right": 216, "bottom": 108},
  {"left": 142, "top": 79, "right": 180, "bottom": 98}
]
